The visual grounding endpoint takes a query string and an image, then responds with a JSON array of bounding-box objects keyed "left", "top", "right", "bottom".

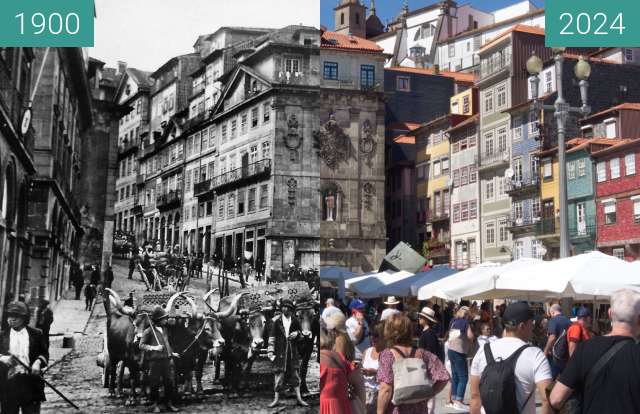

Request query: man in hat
[
  {"left": 418, "top": 306, "right": 441, "bottom": 359},
  {"left": 139, "top": 306, "right": 180, "bottom": 413},
  {"left": 469, "top": 302, "right": 552, "bottom": 414},
  {"left": 267, "top": 298, "right": 307, "bottom": 408},
  {"left": 346, "top": 298, "right": 369, "bottom": 362},
  {"left": 380, "top": 296, "right": 401, "bottom": 321},
  {"left": 0, "top": 301, "right": 49, "bottom": 414},
  {"left": 567, "top": 306, "right": 592, "bottom": 358}
]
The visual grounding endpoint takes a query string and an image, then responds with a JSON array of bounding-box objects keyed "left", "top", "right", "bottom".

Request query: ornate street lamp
[{"left": 527, "top": 50, "right": 591, "bottom": 258}]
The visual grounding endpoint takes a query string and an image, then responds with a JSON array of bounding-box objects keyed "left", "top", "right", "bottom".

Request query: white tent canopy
[
  {"left": 494, "top": 251, "right": 640, "bottom": 300},
  {"left": 346, "top": 270, "right": 415, "bottom": 298},
  {"left": 417, "top": 262, "right": 500, "bottom": 300}
]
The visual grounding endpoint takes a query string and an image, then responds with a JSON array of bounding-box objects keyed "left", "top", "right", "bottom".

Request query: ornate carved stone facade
[
  {"left": 319, "top": 89, "right": 386, "bottom": 272},
  {"left": 320, "top": 31, "right": 387, "bottom": 273}
]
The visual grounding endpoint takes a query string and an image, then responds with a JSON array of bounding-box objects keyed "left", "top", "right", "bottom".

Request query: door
[
  {"left": 543, "top": 199, "right": 555, "bottom": 233},
  {"left": 576, "top": 202, "right": 586, "bottom": 235}
]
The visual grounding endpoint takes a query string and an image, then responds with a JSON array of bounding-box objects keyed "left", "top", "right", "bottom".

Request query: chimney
[{"left": 117, "top": 61, "right": 127, "bottom": 75}]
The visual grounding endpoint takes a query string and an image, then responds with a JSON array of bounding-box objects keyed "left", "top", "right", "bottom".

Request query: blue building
[{"left": 505, "top": 102, "right": 543, "bottom": 259}]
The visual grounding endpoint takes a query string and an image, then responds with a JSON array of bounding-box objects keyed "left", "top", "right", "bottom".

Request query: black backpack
[
  {"left": 479, "top": 343, "right": 532, "bottom": 414},
  {"left": 552, "top": 328, "right": 569, "bottom": 363}
]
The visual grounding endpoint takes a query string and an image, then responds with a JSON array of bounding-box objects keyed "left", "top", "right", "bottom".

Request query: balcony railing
[
  {"left": 480, "top": 53, "right": 511, "bottom": 79},
  {"left": 425, "top": 239, "right": 450, "bottom": 263},
  {"left": 132, "top": 204, "right": 143, "bottom": 216},
  {"left": 118, "top": 138, "right": 138, "bottom": 155},
  {"left": 506, "top": 175, "right": 540, "bottom": 196},
  {"left": 426, "top": 209, "right": 450, "bottom": 223},
  {"left": 535, "top": 217, "right": 559, "bottom": 236},
  {"left": 156, "top": 190, "right": 182, "bottom": 211},
  {"left": 194, "top": 159, "right": 271, "bottom": 197},
  {"left": 508, "top": 214, "right": 540, "bottom": 232},
  {"left": 480, "top": 150, "right": 510, "bottom": 169},
  {"left": 569, "top": 216, "right": 597, "bottom": 239},
  {"left": 0, "top": 58, "right": 26, "bottom": 132}
]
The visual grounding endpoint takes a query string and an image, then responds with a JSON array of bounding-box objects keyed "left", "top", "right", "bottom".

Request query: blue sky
[{"left": 321, "top": 0, "right": 544, "bottom": 30}]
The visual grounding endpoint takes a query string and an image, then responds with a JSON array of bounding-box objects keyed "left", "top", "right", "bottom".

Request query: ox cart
[{"left": 97, "top": 290, "right": 197, "bottom": 388}]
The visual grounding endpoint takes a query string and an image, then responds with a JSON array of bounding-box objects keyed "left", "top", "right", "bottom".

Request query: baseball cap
[
  {"left": 503, "top": 302, "right": 534, "bottom": 326},
  {"left": 349, "top": 298, "right": 366, "bottom": 311},
  {"left": 577, "top": 307, "right": 592, "bottom": 318}
]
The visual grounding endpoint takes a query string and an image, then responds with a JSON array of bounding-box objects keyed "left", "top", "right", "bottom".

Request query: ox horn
[
  {"left": 182, "top": 294, "right": 198, "bottom": 316},
  {"left": 215, "top": 292, "right": 248, "bottom": 319},
  {"left": 202, "top": 289, "right": 219, "bottom": 313},
  {"left": 165, "top": 291, "right": 183, "bottom": 314},
  {"left": 105, "top": 288, "right": 124, "bottom": 313}
]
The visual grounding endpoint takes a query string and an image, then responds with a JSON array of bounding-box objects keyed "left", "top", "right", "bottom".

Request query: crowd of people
[{"left": 320, "top": 288, "right": 640, "bottom": 414}]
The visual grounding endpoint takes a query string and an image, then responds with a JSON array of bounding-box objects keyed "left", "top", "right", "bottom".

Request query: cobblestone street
[{"left": 41, "top": 261, "right": 319, "bottom": 413}]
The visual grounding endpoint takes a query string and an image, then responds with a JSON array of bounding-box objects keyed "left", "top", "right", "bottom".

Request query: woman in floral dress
[{"left": 376, "top": 314, "right": 450, "bottom": 414}]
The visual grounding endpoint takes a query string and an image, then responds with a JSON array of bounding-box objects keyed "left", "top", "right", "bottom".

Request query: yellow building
[
  {"left": 536, "top": 148, "right": 560, "bottom": 258},
  {"left": 412, "top": 114, "right": 467, "bottom": 264},
  {"left": 450, "top": 87, "right": 478, "bottom": 116}
]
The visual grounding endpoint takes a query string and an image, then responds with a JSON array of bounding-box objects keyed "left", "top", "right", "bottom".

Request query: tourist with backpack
[
  {"left": 543, "top": 303, "right": 571, "bottom": 378},
  {"left": 445, "top": 305, "right": 475, "bottom": 411},
  {"left": 469, "top": 302, "right": 553, "bottom": 414},
  {"left": 550, "top": 289, "right": 640, "bottom": 414},
  {"left": 376, "top": 314, "right": 449, "bottom": 414}
]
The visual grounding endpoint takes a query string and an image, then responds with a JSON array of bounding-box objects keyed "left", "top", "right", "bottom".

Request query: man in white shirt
[
  {"left": 0, "top": 301, "right": 49, "bottom": 414},
  {"left": 321, "top": 298, "right": 342, "bottom": 323},
  {"left": 469, "top": 302, "right": 553, "bottom": 414},
  {"left": 380, "top": 296, "right": 402, "bottom": 321}
]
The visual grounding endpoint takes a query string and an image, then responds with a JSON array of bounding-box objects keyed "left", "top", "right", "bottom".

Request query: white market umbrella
[
  {"left": 349, "top": 270, "right": 415, "bottom": 298},
  {"left": 495, "top": 251, "right": 640, "bottom": 300},
  {"left": 417, "top": 262, "right": 501, "bottom": 300}
]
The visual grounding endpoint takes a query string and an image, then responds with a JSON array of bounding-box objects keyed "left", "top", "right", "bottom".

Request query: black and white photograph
[{"left": 0, "top": 0, "right": 320, "bottom": 412}]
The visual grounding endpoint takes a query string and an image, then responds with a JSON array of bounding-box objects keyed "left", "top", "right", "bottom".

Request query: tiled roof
[
  {"left": 386, "top": 66, "right": 476, "bottom": 84},
  {"left": 441, "top": 9, "right": 545, "bottom": 45},
  {"left": 592, "top": 139, "right": 640, "bottom": 158},
  {"left": 321, "top": 31, "right": 384, "bottom": 54},
  {"left": 446, "top": 114, "right": 479, "bottom": 133},
  {"left": 480, "top": 24, "right": 544, "bottom": 53},
  {"left": 581, "top": 103, "right": 640, "bottom": 123},
  {"left": 393, "top": 135, "right": 415, "bottom": 144},
  {"left": 388, "top": 121, "right": 421, "bottom": 131},
  {"left": 540, "top": 137, "right": 628, "bottom": 155}
]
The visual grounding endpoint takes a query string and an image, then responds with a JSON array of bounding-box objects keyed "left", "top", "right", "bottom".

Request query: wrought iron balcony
[
  {"left": 480, "top": 150, "right": 510, "bottom": 170},
  {"left": 426, "top": 209, "right": 450, "bottom": 224},
  {"left": 132, "top": 204, "right": 143, "bottom": 216},
  {"left": 507, "top": 214, "right": 540, "bottom": 234},
  {"left": 535, "top": 217, "right": 560, "bottom": 237},
  {"left": 569, "top": 216, "right": 596, "bottom": 239},
  {"left": 194, "top": 159, "right": 271, "bottom": 197},
  {"left": 506, "top": 176, "right": 540, "bottom": 196},
  {"left": 156, "top": 190, "right": 182, "bottom": 211},
  {"left": 118, "top": 138, "right": 139, "bottom": 158}
]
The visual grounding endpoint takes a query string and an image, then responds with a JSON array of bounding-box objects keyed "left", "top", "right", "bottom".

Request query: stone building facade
[
  {"left": 113, "top": 65, "right": 152, "bottom": 243},
  {"left": 319, "top": 30, "right": 386, "bottom": 273},
  {"left": 0, "top": 47, "right": 37, "bottom": 323},
  {"left": 28, "top": 48, "right": 92, "bottom": 305}
]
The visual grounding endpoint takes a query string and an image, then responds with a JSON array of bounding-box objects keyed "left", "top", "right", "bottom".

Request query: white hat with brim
[
  {"left": 418, "top": 307, "right": 438, "bottom": 324},
  {"left": 384, "top": 296, "right": 400, "bottom": 305}
]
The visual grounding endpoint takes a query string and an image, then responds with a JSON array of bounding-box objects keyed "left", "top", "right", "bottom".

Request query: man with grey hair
[
  {"left": 321, "top": 298, "right": 342, "bottom": 323},
  {"left": 550, "top": 289, "right": 640, "bottom": 414},
  {"left": 544, "top": 303, "right": 571, "bottom": 378}
]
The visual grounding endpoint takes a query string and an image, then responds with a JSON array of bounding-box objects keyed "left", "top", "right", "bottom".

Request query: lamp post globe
[
  {"left": 574, "top": 56, "right": 592, "bottom": 80},
  {"left": 526, "top": 51, "right": 543, "bottom": 75}
]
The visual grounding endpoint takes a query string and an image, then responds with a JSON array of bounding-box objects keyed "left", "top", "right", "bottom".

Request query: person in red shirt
[{"left": 567, "top": 307, "right": 592, "bottom": 357}]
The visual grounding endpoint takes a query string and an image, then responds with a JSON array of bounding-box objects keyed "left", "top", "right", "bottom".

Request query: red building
[{"left": 594, "top": 139, "right": 640, "bottom": 260}]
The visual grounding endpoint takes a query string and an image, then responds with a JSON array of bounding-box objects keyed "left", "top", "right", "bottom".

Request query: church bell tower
[{"left": 334, "top": 0, "right": 366, "bottom": 38}]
